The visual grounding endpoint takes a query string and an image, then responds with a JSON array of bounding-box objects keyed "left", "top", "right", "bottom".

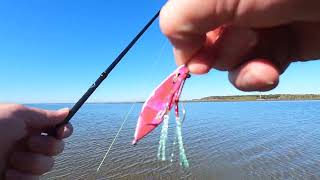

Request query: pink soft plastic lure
[{"left": 133, "top": 65, "right": 189, "bottom": 145}]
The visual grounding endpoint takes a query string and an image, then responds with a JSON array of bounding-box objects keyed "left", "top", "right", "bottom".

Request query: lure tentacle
[
  {"left": 158, "top": 114, "right": 170, "bottom": 161},
  {"left": 176, "top": 116, "right": 189, "bottom": 168}
]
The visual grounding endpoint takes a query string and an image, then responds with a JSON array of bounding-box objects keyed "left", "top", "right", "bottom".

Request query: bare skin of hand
[
  {"left": 0, "top": 104, "right": 73, "bottom": 180},
  {"left": 160, "top": 0, "right": 320, "bottom": 91}
]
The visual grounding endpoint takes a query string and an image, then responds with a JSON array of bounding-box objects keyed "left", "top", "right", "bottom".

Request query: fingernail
[
  {"left": 57, "top": 123, "right": 73, "bottom": 139},
  {"left": 57, "top": 108, "right": 69, "bottom": 115},
  {"left": 58, "top": 108, "right": 69, "bottom": 112},
  {"left": 266, "top": 81, "right": 276, "bottom": 85},
  {"left": 188, "top": 63, "right": 211, "bottom": 74}
]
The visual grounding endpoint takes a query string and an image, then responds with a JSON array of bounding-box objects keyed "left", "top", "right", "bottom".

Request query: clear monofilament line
[
  {"left": 97, "top": 104, "right": 135, "bottom": 172},
  {"left": 151, "top": 38, "right": 168, "bottom": 68}
]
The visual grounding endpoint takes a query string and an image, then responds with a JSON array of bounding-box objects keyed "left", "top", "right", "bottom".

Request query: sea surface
[{"left": 31, "top": 101, "right": 320, "bottom": 179}]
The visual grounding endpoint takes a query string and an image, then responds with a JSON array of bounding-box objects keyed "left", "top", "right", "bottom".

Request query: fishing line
[
  {"left": 97, "top": 14, "right": 167, "bottom": 172},
  {"left": 151, "top": 38, "right": 168, "bottom": 67},
  {"left": 97, "top": 39, "right": 167, "bottom": 172},
  {"left": 97, "top": 103, "right": 136, "bottom": 172}
]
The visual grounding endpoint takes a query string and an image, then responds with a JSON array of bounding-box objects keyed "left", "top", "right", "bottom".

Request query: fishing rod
[{"left": 55, "top": 10, "right": 160, "bottom": 129}]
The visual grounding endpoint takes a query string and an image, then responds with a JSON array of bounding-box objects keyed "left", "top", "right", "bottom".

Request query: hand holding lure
[{"left": 133, "top": 65, "right": 190, "bottom": 167}]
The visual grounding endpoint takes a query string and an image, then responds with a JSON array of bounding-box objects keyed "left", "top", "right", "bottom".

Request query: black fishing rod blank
[{"left": 56, "top": 11, "right": 160, "bottom": 128}]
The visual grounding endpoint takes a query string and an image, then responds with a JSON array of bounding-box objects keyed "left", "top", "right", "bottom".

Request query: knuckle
[
  {"left": 159, "top": 5, "right": 183, "bottom": 39},
  {"left": 47, "top": 157, "right": 55, "bottom": 171},
  {"left": 48, "top": 139, "right": 64, "bottom": 155},
  {"left": 46, "top": 138, "right": 57, "bottom": 150},
  {"left": 60, "top": 140, "right": 65, "bottom": 150},
  {"left": 10, "top": 104, "right": 26, "bottom": 114},
  {"left": 55, "top": 141, "right": 65, "bottom": 154},
  {"left": 159, "top": 8, "right": 174, "bottom": 37},
  {"left": 29, "top": 158, "right": 40, "bottom": 172},
  {"left": 31, "top": 156, "right": 54, "bottom": 175},
  {"left": 28, "top": 136, "right": 65, "bottom": 156},
  {"left": 6, "top": 104, "right": 27, "bottom": 119}
]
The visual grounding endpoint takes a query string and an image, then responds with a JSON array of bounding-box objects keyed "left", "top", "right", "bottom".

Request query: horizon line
[{"left": 12, "top": 93, "right": 320, "bottom": 104}]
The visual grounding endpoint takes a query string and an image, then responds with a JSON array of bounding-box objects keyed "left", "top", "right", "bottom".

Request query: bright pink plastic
[{"left": 133, "top": 65, "right": 189, "bottom": 144}]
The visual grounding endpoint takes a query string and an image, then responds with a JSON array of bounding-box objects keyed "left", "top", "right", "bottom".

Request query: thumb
[{"left": 22, "top": 107, "right": 69, "bottom": 129}]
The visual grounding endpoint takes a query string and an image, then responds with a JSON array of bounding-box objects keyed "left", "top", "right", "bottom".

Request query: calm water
[{"left": 32, "top": 101, "right": 320, "bottom": 179}]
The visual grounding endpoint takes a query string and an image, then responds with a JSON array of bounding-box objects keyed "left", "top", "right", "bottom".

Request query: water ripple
[{"left": 36, "top": 101, "right": 320, "bottom": 179}]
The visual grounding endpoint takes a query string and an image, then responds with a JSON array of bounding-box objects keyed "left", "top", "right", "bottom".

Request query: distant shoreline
[
  {"left": 24, "top": 94, "right": 320, "bottom": 104},
  {"left": 191, "top": 94, "right": 320, "bottom": 102}
]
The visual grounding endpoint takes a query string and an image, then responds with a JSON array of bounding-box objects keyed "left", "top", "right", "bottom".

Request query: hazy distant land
[
  {"left": 41, "top": 94, "right": 320, "bottom": 104},
  {"left": 192, "top": 94, "right": 320, "bottom": 102}
]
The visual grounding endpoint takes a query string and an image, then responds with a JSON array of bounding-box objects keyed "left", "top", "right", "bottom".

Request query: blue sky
[{"left": 0, "top": 0, "right": 319, "bottom": 103}]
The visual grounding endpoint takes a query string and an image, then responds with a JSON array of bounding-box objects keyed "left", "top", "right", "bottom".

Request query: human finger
[
  {"left": 229, "top": 59, "right": 280, "bottom": 91},
  {"left": 17, "top": 107, "right": 69, "bottom": 130},
  {"left": 28, "top": 136, "right": 64, "bottom": 156},
  {"left": 160, "top": 0, "right": 303, "bottom": 67},
  {"left": 9, "top": 152, "right": 54, "bottom": 175},
  {"left": 187, "top": 26, "right": 258, "bottom": 74},
  {"left": 6, "top": 169, "right": 39, "bottom": 180}
]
